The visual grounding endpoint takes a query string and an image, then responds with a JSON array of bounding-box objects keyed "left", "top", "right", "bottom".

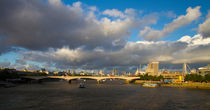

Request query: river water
[{"left": 0, "top": 80, "right": 210, "bottom": 110}]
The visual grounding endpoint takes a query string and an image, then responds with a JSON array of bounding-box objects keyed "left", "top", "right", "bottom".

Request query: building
[
  {"left": 112, "top": 68, "right": 118, "bottom": 76},
  {"left": 99, "top": 70, "right": 104, "bottom": 76},
  {"left": 135, "top": 66, "right": 139, "bottom": 76},
  {"left": 198, "top": 64, "right": 210, "bottom": 76},
  {"left": 190, "top": 69, "right": 197, "bottom": 74},
  {"left": 0, "top": 67, "right": 5, "bottom": 70},
  {"left": 71, "top": 69, "right": 75, "bottom": 75},
  {"left": 135, "top": 64, "right": 143, "bottom": 76},
  {"left": 145, "top": 62, "right": 159, "bottom": 76},
  {"left": 161, "top": 71, "right": 183, "bottom": 82}
]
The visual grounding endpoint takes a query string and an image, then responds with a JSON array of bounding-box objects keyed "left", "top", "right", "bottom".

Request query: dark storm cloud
[
  {"left": 1, "top": 0, "right": 209, "bottom": 71},
  {"left": 0, "top": 0, "right": 147, "bottom": 52},
  {"left": 17, "top": 34, "right": 210, "bottom": 70},
  {"left": 16, "top": 40, "right": 187, "bottom": 69}
]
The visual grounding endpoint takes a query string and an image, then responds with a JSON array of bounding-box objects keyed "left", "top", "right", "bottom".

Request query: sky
[{"left": 0, "top": 0, "right": 210, "bottom": 72}]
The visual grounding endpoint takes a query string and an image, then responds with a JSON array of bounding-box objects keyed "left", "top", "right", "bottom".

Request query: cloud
[
  {"left": 198, "top": 10, "right": 210, "bottom": 38},
  {"left": 139, "top": 6, "right": 201, "bottom": 40},
  {"left": 0, "top": 1, "right": 208, "bottom": 71},
  {"left": 0, "top": 0, "right": 142, "bottom": 52},
  {"left": 173, "top": 34, "right": 210, "bottom": 63},
  {"left": 125, "top": 8, "right": 136, "bottom": 16},
  {"left": 16, "top": 34, "right": 210, "bottom": 70},
  {"left": 0, "top": 61, "right": 11, "bottom": 67},
  {"left": 103, "top": 9, "right": 125, "bottom": 18},
  {"left": 163, "top": 11, "right": 176, "bottom": 18},
  {"left": 178, "top": 34, "right": 210, "bottom": 46}
]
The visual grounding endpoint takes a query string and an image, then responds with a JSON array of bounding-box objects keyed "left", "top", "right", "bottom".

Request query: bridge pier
[
  {"left": 97, "top": 80, "right": 100, "bottom": 84},
  {"left": 68, "top": 80, "right": 71, "bottom": 84},
  {"left": 125, "top": 80, "right": 131, "bottom": 84}
]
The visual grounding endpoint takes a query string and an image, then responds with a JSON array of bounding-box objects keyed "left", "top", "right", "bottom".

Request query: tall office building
[
  {"left": 112, "top": 68, "right": 118, "bottom": 76},
  {"left": 145, "top": 62, "right": 159, "bottom": 76}
]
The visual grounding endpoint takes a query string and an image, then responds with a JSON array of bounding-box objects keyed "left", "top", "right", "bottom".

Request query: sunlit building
[
  {"left": 99, "top": 70, "right": 104, "bottom": 76},
  {"left": 161, "top": 71, "right": 183, "bottom": 82},
  {"left": 190, "top": 69, "right": 197, "bottom": 74},
  {"left": 145, "top": 62, "right": 159, "bottom": 76},
  {"left": 198, "top": 64, "right": 210, "bottom": 76},
  {"left": 135, "top": 67, "right": 139, "bottom": 76},
  {"left": 135, "top": 64, "right": 143, "bottom": 76}
]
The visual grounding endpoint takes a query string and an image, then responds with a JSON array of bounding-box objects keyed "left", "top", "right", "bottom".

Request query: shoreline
[
  {"left": 160, "top": 83, "right": 210, "bottom": 89},
  {"left": 134, "top": 80, "right": 210, "bottom": 89}
]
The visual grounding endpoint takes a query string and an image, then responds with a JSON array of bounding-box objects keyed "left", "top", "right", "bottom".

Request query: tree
[
  {"left": 185, "top": 74, "right": 205, "bottom": 82},
  {"left": 139, "top": 74, "right": 163, "bottom": 81},
  {"left": 205, "top": 74, "right": 210, "bottom": 82},
  {"left": 0, "top": 70, "right": 19, "bottom": 80}
]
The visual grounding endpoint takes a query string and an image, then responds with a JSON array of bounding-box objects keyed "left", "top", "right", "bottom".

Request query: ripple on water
[{"left": 0, "top": 81, "right": 210, "bottom": 110}]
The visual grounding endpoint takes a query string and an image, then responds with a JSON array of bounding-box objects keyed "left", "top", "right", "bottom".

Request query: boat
[
  {"left": 79, "top": 83, "right": 85, "bottom": 88},
  {"left": 142, "top": 83, "right": 158, "bottom": 87}
]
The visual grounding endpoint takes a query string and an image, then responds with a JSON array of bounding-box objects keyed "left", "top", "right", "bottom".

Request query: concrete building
[
  {"left": 135, "top": 64, "right": 143, "bottom": 76},
  {"left": 190, "top": 69, "right": 197, "bottom": 74},
  {"left": 198, "top": 64, "right": 210, "bottom": 76},
  {"left": 135, "top": 66, "right": 139, "bottom": 76},
  {"left": 112, "top": 68, "right": 118, "bottom": 76},
  {"left": 99, "top": 70, "right": 104, "bottom": 76},
  {"left": 71, "top": 69, "right": 75, "bottom": 75},
  {"left": 161, "top": 71, "right": 183, "bottom": 82},
  {"left": 145, "top": 62, "right": 159, "bottom": 76}
]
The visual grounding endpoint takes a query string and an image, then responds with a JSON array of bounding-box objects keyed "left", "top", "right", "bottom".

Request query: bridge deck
[{"left": 22, "top": 76, "right": 140, "bottom": 80}]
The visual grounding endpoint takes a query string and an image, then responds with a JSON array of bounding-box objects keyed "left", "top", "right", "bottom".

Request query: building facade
[
  {"left": 198, "top": 64, "right": 210, "bottom": 76},
  {"left": 145, "top": 62, "right": 159, "bottom": 76}
]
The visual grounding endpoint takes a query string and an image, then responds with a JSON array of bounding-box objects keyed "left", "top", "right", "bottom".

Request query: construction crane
[{"left": 182, "top": 63, "right": 191, "bottom": 74}]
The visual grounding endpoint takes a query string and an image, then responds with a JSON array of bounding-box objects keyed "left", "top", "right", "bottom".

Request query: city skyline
[{"left": 0, "top": 0, "right": 210, "bottom": 71}]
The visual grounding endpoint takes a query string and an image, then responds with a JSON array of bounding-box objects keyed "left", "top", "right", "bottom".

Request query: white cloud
[
  {"left": 140, "top": 6, "right": 201, "bottom": 40},
  {"left": 178, "top": 34, "right": 210, "bottom": 46},
  {"left": 177, "top": 35, "right": 192, "bottom": 43},
  {"left": 198, "top": 10, "right": 210, "bottom": 38},
  {"left": 125, "top": 8, "right": 136, "bottom": 16},
  {"left": 89, "top": 6, "right": 97, "bottom": 11},
  {"left": 103, "top": 9, "right": 126, "bottom": 18}
]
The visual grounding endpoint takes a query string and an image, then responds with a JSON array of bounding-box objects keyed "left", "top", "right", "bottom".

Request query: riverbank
[
  {"left": 134, "top": 80, "right": 160, "bottom": 84},
  {"left": 134, "top": 80, "right": 210, "bottom": 89},
  {"left": 161, "top": 83, "right": 210, "bottom": 89}
]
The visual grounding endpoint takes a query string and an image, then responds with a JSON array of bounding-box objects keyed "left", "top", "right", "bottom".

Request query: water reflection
[{"left": 0, "top": 80, "right": 209, "bottom": 110}]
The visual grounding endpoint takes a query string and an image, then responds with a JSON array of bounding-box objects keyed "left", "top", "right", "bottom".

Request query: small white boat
[{"left": 142, "top": 83, "right": 158, "bottom": 87}]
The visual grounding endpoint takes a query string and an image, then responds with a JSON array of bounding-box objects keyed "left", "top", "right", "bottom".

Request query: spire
[{"left": 135, "top": 66, "right": 139, "bottom": 75}]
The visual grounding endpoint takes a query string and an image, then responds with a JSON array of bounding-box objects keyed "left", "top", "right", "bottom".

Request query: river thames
[{"left": 0, "top": 80, "right": 210, "bottom": 110}]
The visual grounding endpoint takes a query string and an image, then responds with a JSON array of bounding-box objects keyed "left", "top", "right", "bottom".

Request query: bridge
[{"left": 22, "top": 76, "right": 140, "bottom": 84}]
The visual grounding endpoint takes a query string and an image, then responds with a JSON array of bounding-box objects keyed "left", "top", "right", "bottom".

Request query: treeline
[
  {"left": 139, "top": 74, "right": 163, "bottom": 81},
  {"left": 185, "top": 74, "right": 210, "bottom": 82},
  {"left": 0, "top": 70, "right": 20, "bottom": 81},
  {"left": 0, "top": 69, "right": 48, "bottom": 80}
]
